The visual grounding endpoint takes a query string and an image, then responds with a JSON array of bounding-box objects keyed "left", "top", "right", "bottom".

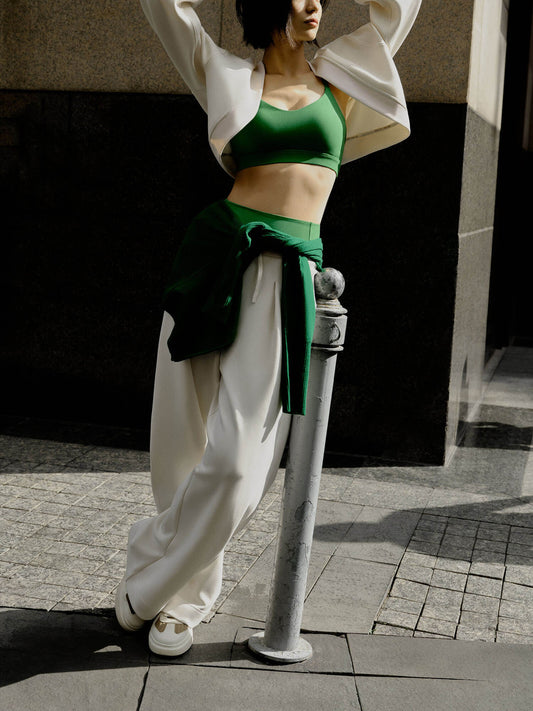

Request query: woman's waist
[
  {"left": 227, "top": 163, "right": 336, "bottom": 225},
  {"left": 221, "top": 199, "right": 319, "bottom": 241}
]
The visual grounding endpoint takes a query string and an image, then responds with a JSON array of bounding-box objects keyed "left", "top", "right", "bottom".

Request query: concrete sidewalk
[{"left": 1, "top": 347, "right": 533, "bottom": 709}]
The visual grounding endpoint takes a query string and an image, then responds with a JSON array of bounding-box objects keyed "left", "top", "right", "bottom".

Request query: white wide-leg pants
[{"left": 125, "top": 253, "right": 310, "bottom": 627}]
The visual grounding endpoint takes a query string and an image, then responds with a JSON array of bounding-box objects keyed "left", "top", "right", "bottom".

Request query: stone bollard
[{"left": 248, "top": 268, "right": 347, "bottom": 663}]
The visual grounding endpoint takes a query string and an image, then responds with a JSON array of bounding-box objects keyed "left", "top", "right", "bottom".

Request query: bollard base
[{"left": 247, "top": 632, "right": 313, "bottom": 663}]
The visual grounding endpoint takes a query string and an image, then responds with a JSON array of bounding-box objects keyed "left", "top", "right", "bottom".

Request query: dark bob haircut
[{"left": 236, "top": 0, "right": 329, "bottom": 50}]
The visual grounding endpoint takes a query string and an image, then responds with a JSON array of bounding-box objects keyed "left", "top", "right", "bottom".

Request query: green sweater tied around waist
[{"left": 162, "top": 200, "right": 324, "bottom": 415}]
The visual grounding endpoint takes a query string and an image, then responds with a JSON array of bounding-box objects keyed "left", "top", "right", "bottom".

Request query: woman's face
[{"left": 289, "top": 0, "right": 322, "bottom": 43}]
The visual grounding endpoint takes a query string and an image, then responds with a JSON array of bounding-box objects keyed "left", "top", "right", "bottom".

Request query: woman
[{"left": 115, "top": 0, "right": 420, "bottom": 656}]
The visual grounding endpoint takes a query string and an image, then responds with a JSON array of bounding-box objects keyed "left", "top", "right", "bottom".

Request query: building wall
[
  {"left": 1, "top": 1, "right": 509, "bottom": 463},
  {"left": 446, "top": 0, "right": 508, "bottom": 460}
]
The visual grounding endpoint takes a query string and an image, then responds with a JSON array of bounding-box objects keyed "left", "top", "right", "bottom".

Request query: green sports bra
[{"left": 231, "top": 83, "right": 346, "bottom": 175}]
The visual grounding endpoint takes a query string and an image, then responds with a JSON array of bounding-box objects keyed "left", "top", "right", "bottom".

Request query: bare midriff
[{"left": 226, "top": 161, "right": 337, "bottom": 225}]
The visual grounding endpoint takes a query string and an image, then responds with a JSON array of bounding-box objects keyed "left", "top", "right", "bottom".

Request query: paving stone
[
  {"left": 389, "top": 579, "right": 429, "bottom": 603},
  {"left": 141, "top": 665, "right": 361, "bottom": 711},
  {"left": 310, "top": 500, "right": 363, "bottom": 557},
  {"left": 348, "top": 626, "right": 533, "bottom": 681},
  {"left": 220, "top": 541, "right": 328, "bottom": 625},
  {"left": 373, "top": 623, "right": 414, "bottom": 636},
  {"left": 52, "top": 589, "right": 107, "bottom": 610},
  {"left": 499, "top": 599, "right": 533, "bottom": 621},
  {"left": 406, "top": 540, "right": 441, "bottom": 555},
  {"left": 472, "top": 549, "right": 506, "bottom": 565},
  {"left": 342, "top": 478, "right": 432, "bottom": 510},
  {"left": 401, "top": 552, "right": 437, "bottom": 568},
  {"left": 301, "top": 556, "right": 397, "bottom": 633},
  {"left": 15, "top": 566, "right": 90, "bottom": 589},
  {"left": 79, "top": 545, "right": 120, "bottom": 562},
  {"left": 461, "top": 593, "right": 500, "bottom": 616},
  {"left": 421, "top": 604, "right": 460, "bottom": 624},
  {"left": 413, "top": 630, "right": 450, "bottom": 638},
  {"left": 507, "top": 542, "right": 533, "bottom": 560},
  {"left": 44, "top": 541, "right": 88, "bottom": 557},
  {"left": 1, "top": 616, "right": 148, "bottom": 710},
  {"left": 455, "top": 625, "right": 495, "bottom": 642},
  {"left": 395, "top": 563, "right": 433, "bottom": 585},
  {"left": 436, "top": 545, "right": 472, "bottom": 561},
  {"left": 4, "top": 521, "right": 43, "bottom": 537},
  {"left": 496, "top": 631, "right": 533, "bottom": 645},
  {"left": 465, "top": 575, "right": 503, "bottom": 598},
  {"left": 376, "top": 609, "right": 419, "bottom": 630},
  {"left": 17, "top": 511, "right": 58, "bottom": 527},
  {"left": 225, "top": 538, "right": 268, "bottom": 556},
  {"left": 460, "top": 610, "right": 497, "bottom": 629},
  {"left": 31, "top": 552, "right": 102, "bottom": 575},
  {"left": 441, "top": 533, "right": 474, "bottom": 549},
  {"left": 94, "top": 557, "right": 126, "bottom": 580},
  {"left": 509, "top": 528, "right": 533, "bottom": 546},
  {"left": 77, "top": 575, "right": 120, "bottom": 594},
  {"left": 425, "top": 587, "right": 463, "bottom": 609},
  {"left": 498, "top": 616, "right": 533, "bottom": 636},
  {"left": 337, "top": 506, "right": 419, "bottom": 565},
  {"left": 502, "top": 581, "right": 533, "bottom": 603},
  {"left": 505, "top": 564, "right": 533, "bottom": 587},
  {"left": 316, "top": 473, "right": 354, "bottom": 502},
  {"left": 477, "top": 524, "right": 510, "bottom": 542},
  {"left": 382, "top": 597, "right": 424, "bottom": 616},
  {"left": 411, "top": 529, "right": 443, "bottom": 544},
  {"left": 23, "top": 525, "right": 64, "bottom": 541},
  {"left": 474, "top": 538, "right": 507, "bottom": 554},
  {"left": 434, "top": 557, "right": 470, "bottom": 574},
  {"left": 445, "top": 522, "right": 478, "bottom": 537},
  {"left": 0, "top": 547, "right": 39, "bottom": 565},
  {"left": 416, "top": 616, "right": 456, "bottom": 637},
  {"left": 506, "top": 553, "right": 533, "bottom": 565},
  {"left": 233, "top": 626, "right": 354, "bottom": 674},
  {"left": 430, "top": 568, "right": 467, "bottom": 592},
  {"left": 414, "top": 518, "right": 447, "bottom": 533},
  {"left": 469, "top": 561, "right": 505, "bottom": 579}
]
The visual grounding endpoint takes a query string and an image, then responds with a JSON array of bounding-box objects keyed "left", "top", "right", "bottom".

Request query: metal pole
[{"left": 248, "top": 268, "right": 347, "bottom": 663}]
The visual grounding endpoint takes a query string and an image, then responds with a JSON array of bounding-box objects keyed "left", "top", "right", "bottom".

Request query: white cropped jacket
[{"left": 139, "top": 0, "right": 421, "bottom": 176}]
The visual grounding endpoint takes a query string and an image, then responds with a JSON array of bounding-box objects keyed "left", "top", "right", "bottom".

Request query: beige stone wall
[
  {"left": 2, "top": 0, "right": 478, "bottom": 102},
  {"left": 0, "top": 0, "right": 222, "bottom": 93}
]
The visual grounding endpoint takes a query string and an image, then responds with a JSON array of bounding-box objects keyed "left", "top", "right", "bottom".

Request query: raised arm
[
  {"left": 311, "top": 0, "right": 422, "bottom": 162},
  {"left": 139, "top": 0, "right": 219, "bottom": 110}
]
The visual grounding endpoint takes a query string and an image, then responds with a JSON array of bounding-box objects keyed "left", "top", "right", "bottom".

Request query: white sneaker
[
  {"left": 148, "top": 612, "right": 193, "bottom": 657},
  {"left": 115, "top": 576, "right": 145, "bottom": 632}
]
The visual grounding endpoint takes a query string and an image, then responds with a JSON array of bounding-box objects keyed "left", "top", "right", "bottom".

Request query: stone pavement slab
[
  {"left": 348, "top": 633, "right": 533, "bottom": 683},
  {"left": 232, "top": 626, "right": 354, "bottom": 674},
  {"left": 335, "top": 506, "right": 420, "bottom": 565},
  {"left": 218, "top": 539, "right": 330, "bottom": 622},
  {"left": 0, "top": 608, "right": 149, "bottom": 711},
  {"left": 139, "top": 665, "right": 361, "bottom": 711},
  {"left": 302, "top": 556, "right": 396, "bottom": 633},
  {"left": 355, "top": 677, "right": 531, "bottom": 711},
  {"left": 0, "top": 656, "right": 149, "bottom": 711},
  {"left": 350, "top": 634, "right": 533, "bottom": 711}
]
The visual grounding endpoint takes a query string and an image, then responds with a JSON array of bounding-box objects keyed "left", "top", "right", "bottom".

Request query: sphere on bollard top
[{"left": 314, "top": 268, "right": 345, "bottom": 300}]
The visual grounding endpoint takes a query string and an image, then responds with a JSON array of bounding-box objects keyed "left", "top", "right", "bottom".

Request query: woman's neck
[{"left": 262, "top": 39, "right": 310, "bottom": 78}]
